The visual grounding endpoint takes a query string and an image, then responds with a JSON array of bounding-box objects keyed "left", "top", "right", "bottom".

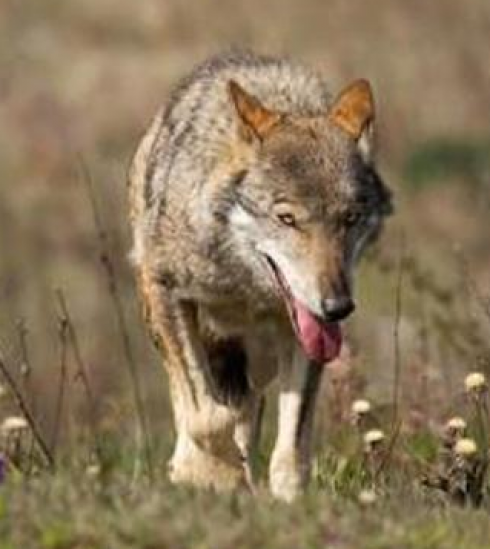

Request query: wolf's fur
[{"left": 128, "top": 51, "right": 392, "bottom": 501}]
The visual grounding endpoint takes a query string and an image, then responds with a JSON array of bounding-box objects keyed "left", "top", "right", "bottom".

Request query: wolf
[{"left": 128, "top": 51, "right": 392, "bottom": 501}]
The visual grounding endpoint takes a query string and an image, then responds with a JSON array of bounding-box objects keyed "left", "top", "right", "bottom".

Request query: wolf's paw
[
  {"left": 169, "top": 433, "right": 246, "bottom": 492},
  {"left": 269, "top": 452, "right": 303, "bottom": 502}
]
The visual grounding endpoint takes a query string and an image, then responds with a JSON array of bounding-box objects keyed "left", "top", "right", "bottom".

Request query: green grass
[
  {"left": 1, "top": 456, "right": 490, "bottom": 549},
  {"left": 403, "top": 139, "right": 490, "bottom": 192},
  {"left": 1, "top": 416, "right": 489, "bottom": 549}
]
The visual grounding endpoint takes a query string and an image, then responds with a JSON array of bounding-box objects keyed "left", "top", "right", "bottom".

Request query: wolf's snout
[{"left": 321, "top": 296, "right": 355, "bottom": 323}]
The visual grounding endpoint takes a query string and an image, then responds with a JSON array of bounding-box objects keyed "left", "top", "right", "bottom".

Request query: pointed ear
[
  {"left": 328, "top": 79, "right": 375, "bottom": 141},
  {"left": 228, "top": 80, "right": 281, "bottom": 141}
]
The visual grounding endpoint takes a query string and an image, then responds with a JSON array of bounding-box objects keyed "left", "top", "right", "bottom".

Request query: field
[{"left": 1, "top": 0, "right": 490, "bottom": 547}]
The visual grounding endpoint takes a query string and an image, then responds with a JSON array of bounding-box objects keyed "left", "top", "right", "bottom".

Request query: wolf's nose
[{"left": 322, "top": 297, "right": 355, "bottom": 323}]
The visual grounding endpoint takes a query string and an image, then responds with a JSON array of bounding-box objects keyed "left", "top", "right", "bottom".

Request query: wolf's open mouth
[{"left": 263, "top": 256, "right": 342, "bottom": 364}]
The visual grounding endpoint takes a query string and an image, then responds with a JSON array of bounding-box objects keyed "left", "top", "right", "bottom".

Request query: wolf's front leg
[
  {"left": 234, "top": 394, "right": 265, "bottom": 491},
  {"left": 137, "top": 269, "right": 248, "bottom": 491},
  {"left": 269, "top": 344, "right": 323, "bottom": 501}
]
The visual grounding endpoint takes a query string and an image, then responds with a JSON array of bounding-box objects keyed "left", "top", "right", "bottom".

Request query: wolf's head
[{"left": 226, "top": 79, "right": 392, "bottom": 364}]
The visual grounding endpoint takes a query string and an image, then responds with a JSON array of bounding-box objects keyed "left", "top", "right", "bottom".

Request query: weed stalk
[{"left": 78, "top": 157, "right": 153, "bottom": 482}]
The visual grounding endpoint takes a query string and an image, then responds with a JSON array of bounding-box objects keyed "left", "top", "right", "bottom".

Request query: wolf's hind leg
[
  {"left": 269, "top": 345, "right": 323, "bottom": 501},
  {"left": 137, "top": 269, "right": 247, "bottom": 491}
]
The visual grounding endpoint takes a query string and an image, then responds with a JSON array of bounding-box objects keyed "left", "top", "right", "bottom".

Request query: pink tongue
[{"left": 294, "top": 299, "right": 342, "bottom": 363}]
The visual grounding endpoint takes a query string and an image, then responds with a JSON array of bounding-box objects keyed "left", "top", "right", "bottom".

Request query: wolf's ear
[
  {"left": 328, "top": 79, "right": 375, "bottom": 156},
  {"left": 228, "top": 80, "right": 281, "bottom": 142}
]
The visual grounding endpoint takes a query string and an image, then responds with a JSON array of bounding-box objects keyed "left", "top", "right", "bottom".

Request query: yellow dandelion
[
  {"left": 352, "top": 399, "right": 372, "bottom": 416},
  {"left": 464, "top": 372, "right": 487, "bottom": 393},
  {"left": 445, "top": 416, "right": 467, "bottom": 433},
  {"left": 358, "top": 489, "right": 377, "bottom": 505},
  {"left": 364, "top": 429, "right": 385, "bottom": 449},
  {"left": 454, "top": 437, "right": 477, "bottom": 458},
  {"left": 86, "top": 463, "right": 101, "bottom": 478}
]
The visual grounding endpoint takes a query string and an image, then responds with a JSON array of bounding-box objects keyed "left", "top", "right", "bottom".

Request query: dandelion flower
[
  {"left": 364, "top": 429, "right": 385, "bottom": 449},
  {"left": 446, "top": 416, "right": 467, "bottom": 431},
  {"left": 1, "top": 416, "right": 28, "bottom": 433},
  {"left": 358, "top": 489, "right": 377, "bottom": 505},
  {"left": 454, "top": 437, "right": 477, "bottom": 458},
  {"left": 464, "top": 372, "right": 487, "bottom": 393},
  {"left": 443, "top": 417, "right": 467, "bottom": 448},
  {"left": 445, "top": 416, "right": 467, "bottom": 437},
  {"left": 352, "top": 399, "right": 371, "bottom": 415},
  {"left": 86, "top": 463, "right": 101, "bottom": 478}
]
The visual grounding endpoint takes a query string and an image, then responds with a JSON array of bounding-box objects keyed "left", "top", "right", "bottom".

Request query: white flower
[
  {"left": 86, "top": 463, "right": 101, "bottom": 478},
  {"left": 1, "top": 416, "right": 29, "bottom": 433},
  {"left": 445, "top": 416, "right": 467, "bottom": 432},
  {"left": 464, "top": 372, "right": 487, "bottom": 392},
  {"left": 352, "top": 399, "right": 371, "bottom": 415},
  {"left": 358, "top": 489, "right": 377, "bottom": 505},
  {"left": 454, "top": 437, "right": 477, "bottom": 457},
  {"left": 364, "top": 429, "right": 385, "bottom": 447}
]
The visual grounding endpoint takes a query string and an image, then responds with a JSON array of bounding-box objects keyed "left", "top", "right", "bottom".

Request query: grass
[
  {"left": 403, "top": 138, "right": 490, "bottom": 192},
  {"left": 1, "top": 364, "right": 490, "bottom": 548},
  {"left": 1, "top": 445, "right": 490, "bottom": 549}
]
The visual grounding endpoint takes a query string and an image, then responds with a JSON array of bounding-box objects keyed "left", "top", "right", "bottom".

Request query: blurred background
[{"left": 0, "top": 0, "right": 489, "bottom": 459}]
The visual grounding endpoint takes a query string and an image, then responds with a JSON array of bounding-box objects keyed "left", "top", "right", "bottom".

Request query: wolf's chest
[{"left": 196, "top": 297, "right": 280, "bottom": 337}]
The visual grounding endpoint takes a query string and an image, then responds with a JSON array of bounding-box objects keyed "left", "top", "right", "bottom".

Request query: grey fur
[{"left": 128, "top": 50, "right": 392, "bottom": 499}]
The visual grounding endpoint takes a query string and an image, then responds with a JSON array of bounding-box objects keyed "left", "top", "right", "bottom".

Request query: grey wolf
[{"left": 128, "top": 51, "right": 392, "bottom": 501}]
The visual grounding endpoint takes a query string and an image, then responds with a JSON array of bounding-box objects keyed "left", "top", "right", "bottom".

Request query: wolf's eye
[
  {"left": 345, "top": 211, "right": 361, "bottom": 228},
  {"left": 277, "top": 212, "right": 297, "bottom": 228}
]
